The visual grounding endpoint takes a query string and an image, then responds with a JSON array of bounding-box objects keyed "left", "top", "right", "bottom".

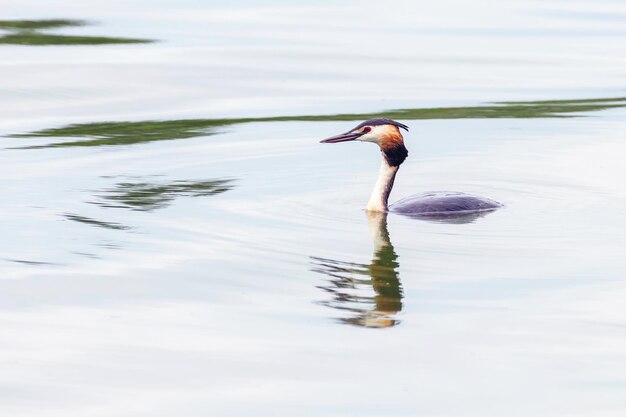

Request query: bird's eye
[{"left": 362, "top": 127, "right": 371, "bottom": 133}]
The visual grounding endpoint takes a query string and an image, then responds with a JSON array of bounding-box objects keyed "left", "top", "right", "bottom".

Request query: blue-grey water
[{"left": 2, "top": 1, "right": 626, "bottom": 416}]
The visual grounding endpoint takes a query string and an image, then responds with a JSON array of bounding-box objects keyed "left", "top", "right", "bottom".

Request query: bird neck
[{"left": 366, "top": 157, "right": 399, "bottom": 212}]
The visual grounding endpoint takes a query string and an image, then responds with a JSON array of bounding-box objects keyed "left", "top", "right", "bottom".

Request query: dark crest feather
[{"left": 353, "top": 118, "right": 409, "bottom": 132}]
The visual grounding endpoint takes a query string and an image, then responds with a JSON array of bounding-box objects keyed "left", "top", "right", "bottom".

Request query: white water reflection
[
  {"left": 2, "top": 0, "right": 626, "bottom": 135},
  {"left": 1, "top": 112, "right": 626, "bottom": 414},
  {"left": 1, "top": 0, "right": 626, "bottom": 416}
]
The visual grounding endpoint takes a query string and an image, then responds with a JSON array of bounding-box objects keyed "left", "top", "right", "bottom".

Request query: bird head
[{"left": 320, "top": 118, "right": 409, "bottom": 166}]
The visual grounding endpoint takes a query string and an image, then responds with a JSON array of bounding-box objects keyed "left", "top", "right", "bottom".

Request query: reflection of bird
[
  {"left": 311, "top": 211, "right": 402, "bottom": 328},
  {"left": 321, "top": 118, "right": 502, "bottom": 217}
]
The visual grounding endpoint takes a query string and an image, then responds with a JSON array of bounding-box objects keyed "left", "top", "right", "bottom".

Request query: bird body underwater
[{"left": 320, "top": 118, "right": 502, "bottom": 218}]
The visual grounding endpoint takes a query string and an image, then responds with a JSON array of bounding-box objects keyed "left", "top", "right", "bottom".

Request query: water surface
[{"left": 2, "top": 1, "right": 626, "bottom": 416}]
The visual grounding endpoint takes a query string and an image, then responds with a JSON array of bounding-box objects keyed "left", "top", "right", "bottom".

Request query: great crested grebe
[{"left": 320, "top": 118, "right": 502, "bottom": 217}]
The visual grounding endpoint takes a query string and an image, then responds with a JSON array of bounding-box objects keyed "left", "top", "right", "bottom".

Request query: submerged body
[{"left": 321, "top": 118, "right": 502, "bottom": 217}]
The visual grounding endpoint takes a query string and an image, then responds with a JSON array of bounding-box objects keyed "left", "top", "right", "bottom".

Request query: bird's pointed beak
[{"left": 320, "top": 131, "right": 364, "bottom": 143}]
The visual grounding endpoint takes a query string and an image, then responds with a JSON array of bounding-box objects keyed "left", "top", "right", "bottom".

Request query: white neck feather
[{"left": 366, "top": 157, "right": 399, "bottom": 212}]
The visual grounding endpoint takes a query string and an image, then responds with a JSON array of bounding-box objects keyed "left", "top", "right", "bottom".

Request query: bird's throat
[{"left": 366, "top": 157, "right": 399, "bottom": 212}]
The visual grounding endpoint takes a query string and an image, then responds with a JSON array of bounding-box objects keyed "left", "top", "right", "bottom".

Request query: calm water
[{"left": 2, "top": 1, "right": 626, "bottom": 416}]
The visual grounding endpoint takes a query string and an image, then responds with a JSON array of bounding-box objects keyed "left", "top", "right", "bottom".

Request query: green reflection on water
[
  {"left": 16, "top": 120, "right": 234, "bottom": 148},
  {"left": 0, "top": 19, "right": 153, "bottom": 45},
  {"left": 312, "top": 212, "right": 403, "bottom": 328},
  {"left": 12, "top": 96, "right": 626, "bottom": 149},
  {"left": 92, "top": 178, "right": 235, "bottom": 211},
  {"left": 63, "top": 213, "right": 131, "bottom": 230},
  {"left": 0, "top": 19, "right": 85, "bottom": 30}
]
